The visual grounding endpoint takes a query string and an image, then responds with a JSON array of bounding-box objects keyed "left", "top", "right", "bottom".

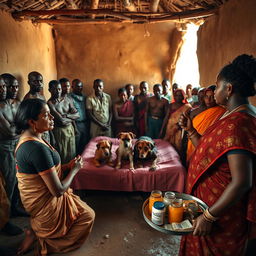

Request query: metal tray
[{"left": 142, "top": 192, "right": 208, "bottom": 235}]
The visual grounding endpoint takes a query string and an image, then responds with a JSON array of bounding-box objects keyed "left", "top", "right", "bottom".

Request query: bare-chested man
[
  {"left": 0, "top": 75, "right": 24, "bottom": 235},
  {"left": 59, "top": 77, "right": 71, "bottom": 97},
  {"left": 23, "top": 71, "right": 53, "bottom": 145},
  {"left": 23, "top": 71, "right": 46, "bottom": 101},
  {"left": 145, "top": 84, "right": 169, "bottom": 139},
  {"left": 0, "top": 74, "right": 28, "bottom": 218},
  {"left": 47, "top": 80, "right": 79, "bottom": 164}
]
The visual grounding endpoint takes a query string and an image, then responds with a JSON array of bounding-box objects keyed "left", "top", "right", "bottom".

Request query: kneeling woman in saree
[
  {"left": 179, "top": 54, "right": 256, "bottom": 256},
  {"left": 15, "top": 99, "right": 95, "bottom": 256},
  {"left": 160, "top": 89, "right": 191, "bottom": 155}
]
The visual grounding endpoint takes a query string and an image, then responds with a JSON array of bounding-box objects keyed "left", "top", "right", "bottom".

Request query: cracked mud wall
[
  {"left": 197, "top": 0, "right": 256, "bottom": 105},
  {"left": 54, "top": 23, "right": 181, "bottom": 98},
  {"left": 0, "top": 11, "right": 57, "bottom": 100}
]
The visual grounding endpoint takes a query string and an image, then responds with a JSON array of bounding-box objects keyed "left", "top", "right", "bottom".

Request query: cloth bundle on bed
[{"left": 71, "top": 136, "right": 186, "bottom": 192}]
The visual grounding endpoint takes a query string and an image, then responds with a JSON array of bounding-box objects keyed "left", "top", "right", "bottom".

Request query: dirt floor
[{"left": 0, "top": 191, "right": 181, "bottom": 256}]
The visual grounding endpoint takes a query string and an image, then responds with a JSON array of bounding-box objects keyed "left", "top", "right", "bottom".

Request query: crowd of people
[{"left": 0, "top": 53, "right": 255, "bottom": 255}]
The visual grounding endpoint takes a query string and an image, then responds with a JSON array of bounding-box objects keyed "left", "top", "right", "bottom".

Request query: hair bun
[{"left": 231, "top": 54, "right": 256, "bottom": 82}]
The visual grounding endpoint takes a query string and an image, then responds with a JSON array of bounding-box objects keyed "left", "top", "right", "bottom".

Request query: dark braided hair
[{"left": 217, "top": 54, "right": 256, "bottom": 97}]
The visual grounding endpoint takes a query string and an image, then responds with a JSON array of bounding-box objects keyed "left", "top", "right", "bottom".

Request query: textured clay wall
[
  {"left": 54, "top": 23, "right": 181, "bottom": 99},
  {"left": 0, "top": 11, "right": 57, "bottom": 100},
  {"left": 197, "top": 0, "right": 256, "bottom": 105}
]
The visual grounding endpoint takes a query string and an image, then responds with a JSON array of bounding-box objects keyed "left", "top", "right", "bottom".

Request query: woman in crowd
[
  {"left": 186, "top": 85, "right": 226, "bottom": 161},
  {"left": 191, "top": 87, "right": 200, "bottom": 107},
  {"left": 179, "top": 54, "right": 256, "bottom": 255},
  {"left": 189, "top": 88, "right": 206, "bottom": 118},
  {"left": 113, "top": 87, "right": 134, "bottom": 136},
  {"left": 125, "top": 84, "right": 135, "bottom": 101},
  {"left": 186, "top": 84, "right": 193, "bottom": 103},
  {"left": 160, "top": 89, "right": 191, "bottom": 155},
  {"left": 15, "top": 99, "right": 95, "bottom": 255}
]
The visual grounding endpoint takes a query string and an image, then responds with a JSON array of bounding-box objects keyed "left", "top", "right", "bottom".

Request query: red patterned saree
[{"left": 179, "top": 110, "right": 256, "bottom": 256}]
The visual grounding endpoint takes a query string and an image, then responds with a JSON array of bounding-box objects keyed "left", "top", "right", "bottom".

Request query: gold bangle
[
  {"left": 203, "top": 213, "right": 214, "bottom": 223},
  {"left": 204, "top": 208, "right": 218, "bottom": 222}
]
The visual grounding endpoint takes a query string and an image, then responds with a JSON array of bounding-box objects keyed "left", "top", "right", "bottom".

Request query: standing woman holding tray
[
  {"left": 14, "top": 98, "right": 95, "bottom": 255},
  {"left": 178, "top": 54, "right": 256, "bottom": 255}
]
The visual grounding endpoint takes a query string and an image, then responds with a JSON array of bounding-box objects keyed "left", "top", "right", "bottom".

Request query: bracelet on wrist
[
  {"left": 203, "top": 213, "right": 214, "bottom": 223},
  {"left": 203, "top": 208, "right": 219, "bottom": 222}
]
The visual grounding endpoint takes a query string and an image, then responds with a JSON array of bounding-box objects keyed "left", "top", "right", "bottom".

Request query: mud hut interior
[
  {"left": 0, "top": 0, "right": 256, "bottom": 255},
  {"left": 0, "top": 0, "right": 255, "bottom": 103}
]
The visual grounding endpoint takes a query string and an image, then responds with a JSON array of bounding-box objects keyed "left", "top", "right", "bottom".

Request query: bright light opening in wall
[{"left": 173, "top": 23, "right": 200, "bottom": 90}]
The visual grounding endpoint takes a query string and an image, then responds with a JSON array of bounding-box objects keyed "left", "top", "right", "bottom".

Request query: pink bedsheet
[{"left": 72, "top": 136, "right": 186, "bottom": 192}]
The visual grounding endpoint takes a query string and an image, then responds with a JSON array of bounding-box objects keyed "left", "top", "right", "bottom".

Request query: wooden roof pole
[
  {"left": 90, "top": 0, "right": 99, "bottom": 18},
  {"left": 33, "top": 9, "right": 216, "bottom": 25},
  {"left": 150, "top": 0, "right": 160, "bottom": 12},
  {"left": 12, "top": 7, "right": 217, "bottom": 19}
]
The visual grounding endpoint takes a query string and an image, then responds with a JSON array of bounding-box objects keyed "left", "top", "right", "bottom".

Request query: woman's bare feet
[{"left": 16, "top": 229, "right": 36, "bottom": 256}]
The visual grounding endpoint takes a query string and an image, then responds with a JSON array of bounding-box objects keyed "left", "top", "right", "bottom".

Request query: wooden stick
[
  {"left": 65, "top": 0, "right": 79, "bottom": 9},
  {"left": 91, "top": 0, "right": 99, "bottom": 10},
  {"left": 150, "top": 0, "right": 160, "bottom": 12},
  {"left": 123, "top": 0, "right": 137, "bottom": 12}
]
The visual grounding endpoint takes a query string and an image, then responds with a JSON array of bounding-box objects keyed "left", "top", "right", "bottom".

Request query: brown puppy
[
  {"left": 115, "top": 132, "right": 136, "bottom": 170},
  {"left": 93, "top": 140, "right": 113, "bottom": 167},
  {"left": 133, "top": 136, "right": 158, "bottom": 171}
]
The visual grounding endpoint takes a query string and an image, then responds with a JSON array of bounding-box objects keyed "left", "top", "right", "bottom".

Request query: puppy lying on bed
[
  {"left": 93, "top": 139, "right": 113, "bottom": 167},
  {"left": 115, "top": 132, "right": 136, "bottom": 171},
  {"left": 133, "top": 136, "right": 158, "bottom": 171}
]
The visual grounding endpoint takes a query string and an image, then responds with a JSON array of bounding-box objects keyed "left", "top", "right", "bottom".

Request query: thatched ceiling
[{"left": 0, "top": 0, "right": 228, "bottom": 24}]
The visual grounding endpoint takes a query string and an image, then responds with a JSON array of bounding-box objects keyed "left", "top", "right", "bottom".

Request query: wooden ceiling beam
[
  {"left": 150, "top": 0, "right": 160, "bottom": 12},
  {"left": 13, "top": 7, "right": 217, "bottom": 19},
  {"left": 24, "top": 7, "right": 217, "bottom": 25}
]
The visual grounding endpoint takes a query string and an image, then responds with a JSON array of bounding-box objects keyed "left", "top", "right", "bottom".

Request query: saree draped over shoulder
[
  {"left": 164, "top": 104, "right": 191, "bottom": 154},
  {"left": 186, "top": 106, "right": 226, "bottom": 161},
  {"left": 179, "top": 111, "right": 256, "bottom": 256},
  {"left": 15, "top": 137, "right": 95, "bottom": 255}
]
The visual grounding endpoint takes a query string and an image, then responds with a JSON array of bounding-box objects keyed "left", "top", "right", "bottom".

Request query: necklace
[{"left": 219, "top": 104, "right": 248, "bottom": 120}]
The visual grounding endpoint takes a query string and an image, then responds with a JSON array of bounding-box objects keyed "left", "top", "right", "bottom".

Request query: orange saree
[
  {"left": 186, "top": 106, "right": 226, "bottom": 161},
  {"left": 16, "top": 137, "right": 95, "bottom": 255},
  {"left": 179, "top": 111, "right": 256, "bottom": 256}
]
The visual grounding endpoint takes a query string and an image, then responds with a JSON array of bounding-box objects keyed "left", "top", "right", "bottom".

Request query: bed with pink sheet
[{"left": 72, "top": 136, "right": 186, "bottom": 192}]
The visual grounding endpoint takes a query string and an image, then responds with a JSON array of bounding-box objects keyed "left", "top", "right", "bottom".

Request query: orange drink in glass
[
  {"left": 149, "top": 190, "right": 163, "bottom": 215},
  {"left": 168, "top": 198, "right": 184, "bottom": 223}
]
